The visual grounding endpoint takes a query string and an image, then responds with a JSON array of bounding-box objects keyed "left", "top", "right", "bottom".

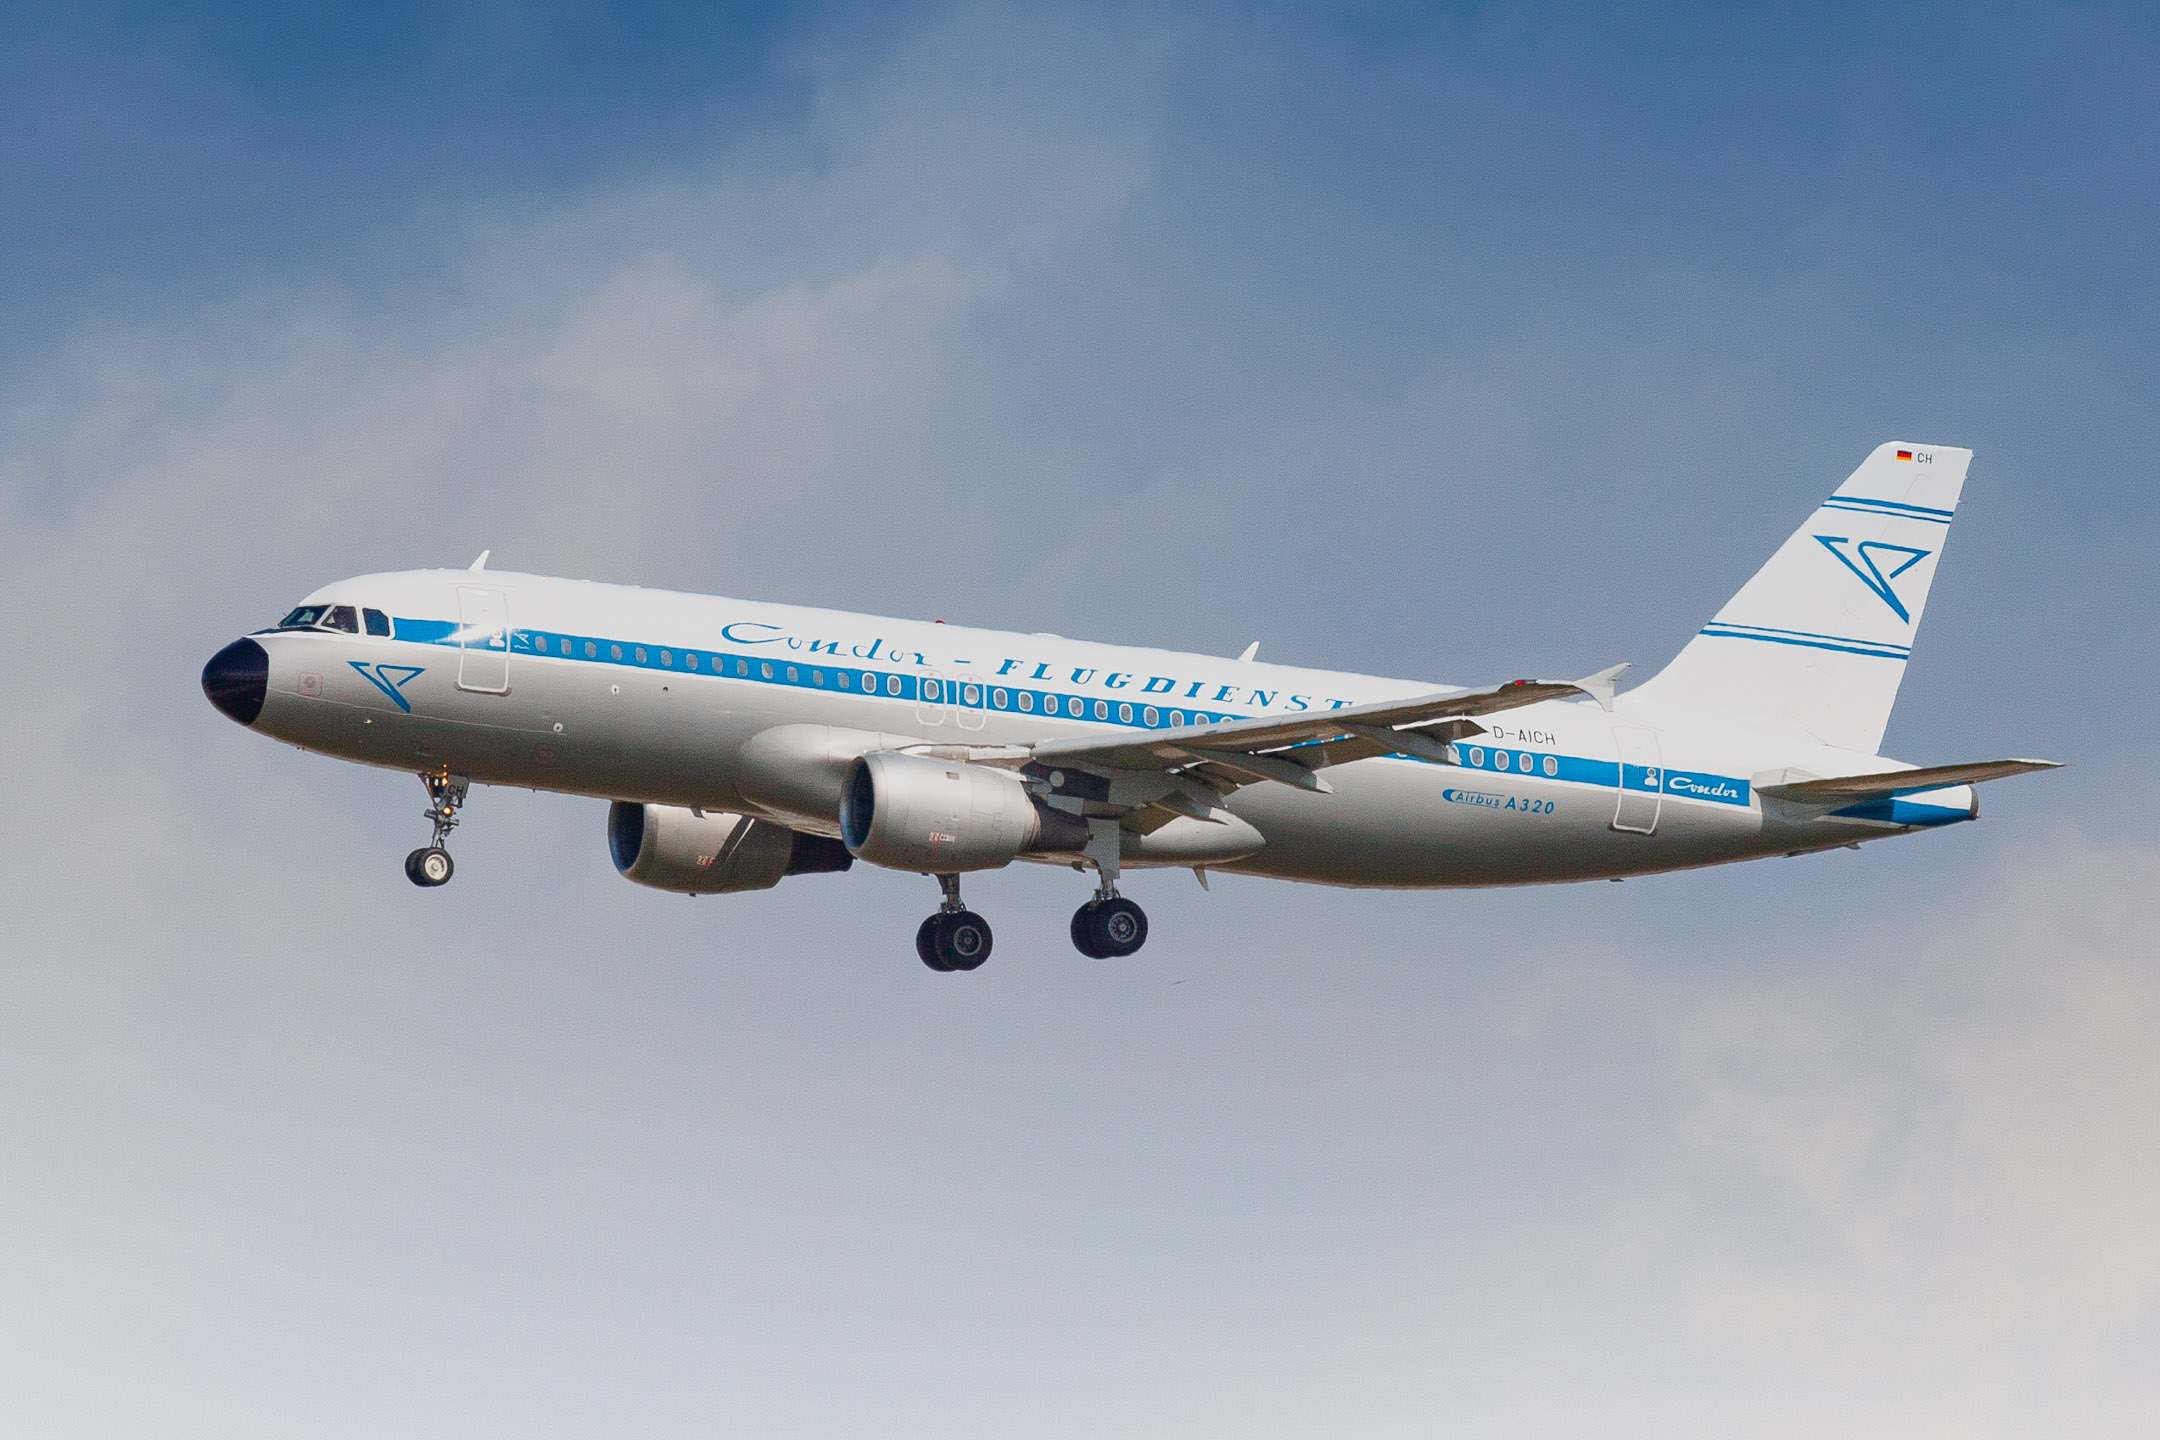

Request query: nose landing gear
[
  {"left": 405, "top": 771, "right": 467, "bottom": 888},
  {"left": 917, "top": 873, "right": 992, "bottom": 971}
]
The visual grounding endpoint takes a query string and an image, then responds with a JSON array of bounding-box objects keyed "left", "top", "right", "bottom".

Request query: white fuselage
[{"left": 230, "top": 568, "right": 1973, "bottom": 888}]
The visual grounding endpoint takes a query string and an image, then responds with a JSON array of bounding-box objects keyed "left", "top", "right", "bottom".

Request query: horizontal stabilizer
[{"left": 1758, "top": 758, "right": 2062, "bottom": 803}]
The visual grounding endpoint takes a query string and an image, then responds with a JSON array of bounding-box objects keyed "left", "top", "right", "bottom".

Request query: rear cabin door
[
  {"left": 456, "top": 587, "right": 511, "bottom": 693},
  {"left": 1611, "top": 725, "right": 1663, "bottom": 834}
]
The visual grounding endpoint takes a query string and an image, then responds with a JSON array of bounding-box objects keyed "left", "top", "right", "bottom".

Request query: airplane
[{"left": 201, "top": 442, "right": 2057, "bottom": 970}]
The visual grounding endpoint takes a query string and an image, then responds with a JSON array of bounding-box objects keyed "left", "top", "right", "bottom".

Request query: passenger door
[
  {"left": 1611, "top": 725, "right": 1662, "bottom": 834},
  {"left": 456, "top": 587, "right": 511, "bottom": 694}
]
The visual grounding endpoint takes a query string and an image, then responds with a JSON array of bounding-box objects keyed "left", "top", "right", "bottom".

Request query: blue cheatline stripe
[
  {"left": 371, "top": 616, "right": 1995, "bottom": 822},
  {"left": 406, "top": 620, "right": 1257, "bottom": 735},
  {"left": 1428, "top": 743, "right": 1755, "bottom": 809},
  {"left": 392, "top": 618, "right": 458, "bottom": 643},
  {"left": 1449, "top": 743, "right": 1621, "bottom": 790},
  {"left": 1821, "top": 494, "right": 1956, "bottom": 522},
  {"left": 1698, "top": 624, "right": 1911, "bottom": 660}
]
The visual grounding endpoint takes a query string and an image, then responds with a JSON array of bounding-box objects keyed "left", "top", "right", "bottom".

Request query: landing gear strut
[
  {"left": 917, "top": 873, "right": 992, "bottom": 972},
  {"left": 1070, "top": 818, "right": 1148, "bottom": 958},
  {"left": 405, "top": 770, "right": 467, "bottom": 888}
]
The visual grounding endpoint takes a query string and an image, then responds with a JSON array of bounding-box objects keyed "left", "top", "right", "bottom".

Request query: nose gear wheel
[
  {"left": 406, "top": 771, "right": 468, "bottom": 888},
  {"left": 405, "top": 846, "right": 454, "bottom": 887}
]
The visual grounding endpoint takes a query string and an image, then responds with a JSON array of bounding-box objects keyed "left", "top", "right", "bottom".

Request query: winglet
[
  {"left": 1573, "top": 662, "right": 1631, "bottom": 712},
  {"left": 468, "top": 550, "right": 491, "bottom": 572}
]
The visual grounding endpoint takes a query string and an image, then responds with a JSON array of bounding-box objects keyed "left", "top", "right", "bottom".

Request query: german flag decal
[{"left": 1896, "top": 449, "right": 1914, "bottom": 461}]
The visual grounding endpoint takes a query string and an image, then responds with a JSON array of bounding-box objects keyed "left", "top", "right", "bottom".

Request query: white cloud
[{"left": 1665, "top": 833, "right": 2160, "bottom": 1354}]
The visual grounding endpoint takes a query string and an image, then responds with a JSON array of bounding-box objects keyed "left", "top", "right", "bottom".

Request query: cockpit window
[
  {"left": 323, "top": 605, "right": 360, "bottom": 634},
  {"left": 277, "top": 606, "right": 329, "bottom": 629},
  {"left": 363, "top": 608, "right": 392, "bottom": 637}
]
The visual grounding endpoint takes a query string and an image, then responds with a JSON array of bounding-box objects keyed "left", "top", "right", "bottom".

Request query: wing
[
  {"left": 1021, "top": 667, "right": 1626, "bottom": 826},
  {"left": 1757, "top": 758, "right": 2062, "bottom": 803}
]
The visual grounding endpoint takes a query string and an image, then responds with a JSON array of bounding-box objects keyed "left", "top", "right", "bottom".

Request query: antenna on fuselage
[
  {"left": 1237, "top": 641, "right": 1259, "bottom": 662},
  {"left": 468, "top": 550, "right": 491, "bottom": 571}
]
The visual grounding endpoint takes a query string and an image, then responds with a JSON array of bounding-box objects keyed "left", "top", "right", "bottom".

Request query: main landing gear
[
  {"left": 1071, "top": 817, "right": 1148, "bottom": 958},
  {"left": 917, "top": 874, "right": 993, "bottom": 972},
  {"left": 404, "top": 771, "right": 467, "bottom": 888},
  {"left": 911, "top": 822, "right": 1151, "bottom": 970},
  {"left": 1071, "top": 889, "right": 1148, "bottom": 958}
]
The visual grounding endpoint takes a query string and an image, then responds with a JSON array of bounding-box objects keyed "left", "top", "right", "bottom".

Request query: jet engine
[
  {"left": 608, "top": 802, "right": 853, "bottom": 894},
  {"left": 840, "top": 752, "right": 1086, "bottom": 873}
]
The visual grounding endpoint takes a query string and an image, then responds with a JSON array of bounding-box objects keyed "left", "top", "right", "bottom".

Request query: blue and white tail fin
[{"left": 1632, "top": 442, "right": 1971, "bottom": 754}]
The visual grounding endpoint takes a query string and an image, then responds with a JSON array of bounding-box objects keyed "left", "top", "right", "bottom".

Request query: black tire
[
  {"left": 1086, "top": 896, "right": 1148, "bottom": 957},
  {"left": 934, "top": 910, "right": 993, "bottom": 971},
  {"left": 917, "top": 914, "right": 951, "bottom": 971},
  {"left": 1070, "top": 901, "right": 1107, "bottom": 958},
  {"left": 406, "top": 847, "right": 453, "bottom": 887}
]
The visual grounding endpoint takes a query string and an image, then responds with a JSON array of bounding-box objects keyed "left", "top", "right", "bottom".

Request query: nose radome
[{"left": 202, "top": 637, "right": 269, "bottom": 726}]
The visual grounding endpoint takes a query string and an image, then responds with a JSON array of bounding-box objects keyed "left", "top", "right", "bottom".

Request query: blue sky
[{"left": 2, "top": 4, "right": 2157, "bottom": 1436}]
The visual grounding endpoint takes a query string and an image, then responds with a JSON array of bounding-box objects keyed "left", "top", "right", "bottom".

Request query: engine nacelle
[
  {"left": 608, "top": 802, "right": 853, "bottom": 894},
  {"left": 840, "top": 752, "right": 1083, "bottom": 873}
]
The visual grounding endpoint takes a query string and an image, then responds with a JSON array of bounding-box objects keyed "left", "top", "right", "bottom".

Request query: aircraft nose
[{"left": 202, "top": 637, "right": 269, "bottom": 726}]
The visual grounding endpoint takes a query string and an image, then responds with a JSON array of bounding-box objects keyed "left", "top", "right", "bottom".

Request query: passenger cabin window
[
  {"left": 323, "top": 605, "right": 360, "bottom": 633},
  {"left": 363, "top": 608, "right": 392, "bottom": 637}
]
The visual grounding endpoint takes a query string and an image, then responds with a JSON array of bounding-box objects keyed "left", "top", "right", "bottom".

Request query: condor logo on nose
[{"left": 350, "top": 662, "right": 425, "bottom": 713}]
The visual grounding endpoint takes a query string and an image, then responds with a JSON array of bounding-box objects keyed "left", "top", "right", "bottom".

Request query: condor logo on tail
[{"left": 1814, "top": 536, "right": 1932, "bottom": 622}]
